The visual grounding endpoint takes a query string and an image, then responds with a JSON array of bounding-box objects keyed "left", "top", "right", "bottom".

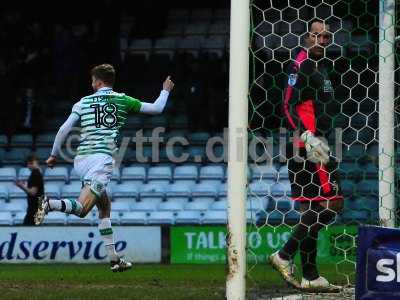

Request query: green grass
[{"left": 0, "top": 264, "right": 354, "bottom": 300}]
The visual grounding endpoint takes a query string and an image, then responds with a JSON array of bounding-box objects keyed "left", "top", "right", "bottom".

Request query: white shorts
[{"left": 74, "top": 153, "right": 114, "bottom": 197}]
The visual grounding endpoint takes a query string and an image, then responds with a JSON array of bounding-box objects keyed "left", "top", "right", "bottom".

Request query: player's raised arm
[
  {"left": 46, "top": 103, "right": 81, "bottom": 167},
  {"left": 139, "top": 76, "right": 175, "bottom": 115}
]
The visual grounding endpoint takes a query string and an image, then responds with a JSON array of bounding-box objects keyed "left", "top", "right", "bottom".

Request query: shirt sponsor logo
[
  {"left": 324, "top": 80, "right": 333, "bottom": 92},
  {"left": 331, "top": 180, "right": 338, "bottom": 193},
  {"left": 288, "top": 73, "right": 298, "bottom": 86}
]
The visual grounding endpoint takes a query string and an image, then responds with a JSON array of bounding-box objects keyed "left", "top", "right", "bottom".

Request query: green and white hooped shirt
[
  {"left": 50, "top": 87, "right": 170, "bottom": 158},
  {"left": 72, "top": 88, "right": 142, "bottom": 156}
]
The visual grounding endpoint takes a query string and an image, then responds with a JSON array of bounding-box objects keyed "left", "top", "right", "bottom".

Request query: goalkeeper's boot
[
  {"left": 268, "top": 251, "right": 300, "bottom": 289},
  {"left": 34, "top": 195, "right": 50, "bottom": 225},
  {"left": 301, "top": 276, "right": 342, "bottom": 293},
  {"left": 110, "top": 257, "right": 133, "bottom": 273}
]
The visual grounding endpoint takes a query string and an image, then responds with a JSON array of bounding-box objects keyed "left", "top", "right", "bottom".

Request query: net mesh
[{"left": 246, "top": 0, "right": 398, "bottom": 293}]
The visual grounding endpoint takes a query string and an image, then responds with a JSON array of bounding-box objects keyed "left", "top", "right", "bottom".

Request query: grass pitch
[{"left": 0, "top": 264, "right": 354, "bottom": 300}]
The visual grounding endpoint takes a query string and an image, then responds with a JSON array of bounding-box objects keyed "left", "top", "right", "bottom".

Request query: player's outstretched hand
[
  {"left": 46, "top": 156, "right": 57, "bottom": 168},
  {"left": 163, "top": 76, "right": 175, "bottom": 92}
]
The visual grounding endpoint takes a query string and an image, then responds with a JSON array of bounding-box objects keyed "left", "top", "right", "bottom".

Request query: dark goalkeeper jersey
[
  {"left": 283, "top": 48, "right": 344, "bottom": 202},
  {"left": 283, "top": 48, "right": 338, "bottom": 138}
]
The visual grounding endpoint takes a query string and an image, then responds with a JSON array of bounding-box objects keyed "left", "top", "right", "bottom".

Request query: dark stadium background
[
  {"left": 0, "top": 1, "right": 399, "bottom": 299},
  {"left": 0, "top": 0, "right": 229, "bottom": 147}
]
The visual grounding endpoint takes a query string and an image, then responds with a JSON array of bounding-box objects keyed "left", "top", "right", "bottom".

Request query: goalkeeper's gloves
[{"left": 300, "top": 130, "right": 330, "bottom": 165}]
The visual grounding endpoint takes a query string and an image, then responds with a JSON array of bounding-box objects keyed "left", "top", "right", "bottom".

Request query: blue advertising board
[{"left": 356, "top": 225, "right": 400, "bottom": 300}]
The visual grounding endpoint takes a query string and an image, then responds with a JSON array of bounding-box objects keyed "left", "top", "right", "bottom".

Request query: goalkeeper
[{"left": 269, "top": 18, "right": 344, "bottom": 292}]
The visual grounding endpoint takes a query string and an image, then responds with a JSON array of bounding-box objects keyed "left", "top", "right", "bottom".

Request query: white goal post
[
  {"left": 378, "top": 0, "right": 396, "bottom": 228},
  {"left": 226, "top": 0, "right": 250, "bottom": 299},
  {"left": 226, "top": 0, "right": 398, "bottom": 298}
]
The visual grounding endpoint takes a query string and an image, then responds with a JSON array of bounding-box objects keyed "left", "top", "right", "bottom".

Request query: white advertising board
[{"left": 0, "top": 226, "right": 161, "bottom": 263}]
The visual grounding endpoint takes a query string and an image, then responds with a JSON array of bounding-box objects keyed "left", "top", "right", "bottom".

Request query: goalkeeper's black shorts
[{"left": 287, "top": 146, "right": 343, "bottom": 202}]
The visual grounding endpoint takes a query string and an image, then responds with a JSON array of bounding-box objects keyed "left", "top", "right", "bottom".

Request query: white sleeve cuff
[{"left": 139, "top": 90, "right": 170, "bottom": 114}]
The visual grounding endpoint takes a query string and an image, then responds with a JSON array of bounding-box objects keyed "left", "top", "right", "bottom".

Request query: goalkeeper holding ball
[{"left": 269, "top": 18, "right": 344, "bottom": 292}]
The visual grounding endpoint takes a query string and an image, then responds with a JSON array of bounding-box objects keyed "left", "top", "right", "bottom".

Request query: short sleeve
[
  {"left": 71, "top": 100, "right": 82, "bottom": 117},
  {"left": 124, "top": 95, "right": 142, "bottom": 113}
]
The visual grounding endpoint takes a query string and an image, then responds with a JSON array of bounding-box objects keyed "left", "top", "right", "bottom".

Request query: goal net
[{"left": 242, "top": 0, "right": 399, "bottom": 294}]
